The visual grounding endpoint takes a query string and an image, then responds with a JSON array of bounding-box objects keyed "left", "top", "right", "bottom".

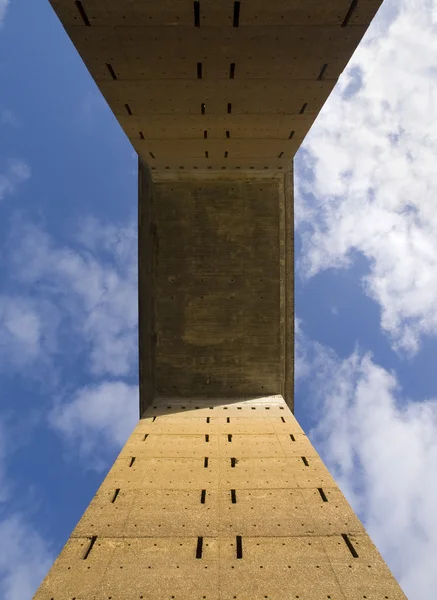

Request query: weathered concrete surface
[
  {"left": 34, "top": 396, "right": 407, "bottom": 600},
  {"left": 48, "top": 0, "right": 382, "bottom": 174}
]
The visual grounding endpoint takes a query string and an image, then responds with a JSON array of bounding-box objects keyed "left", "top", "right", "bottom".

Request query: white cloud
[
  {"left": 0, "top": 514, "right": 53, "bottom": 600},
  {"left": 298, "top": 329, "right": 437, "bottom": 600},
  {"left": 50, "top": 381, "right": 138, "bottom": 469},
  {"left": 0, "top": 160, "right": 30, "bottom": 202},
  {"left": 10, "top": 218, "right": 137, "bottom": 377},
  {"left": 296, "top": 0, "right": 437, "bottom": 354},
  {"left": 0, "top": 0, "right": 9, "bottom": 25},
  {"left": 0, "top": 109, "right": 19, "bottom": 127}
]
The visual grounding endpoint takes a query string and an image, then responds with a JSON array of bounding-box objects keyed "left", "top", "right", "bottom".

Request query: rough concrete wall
[
  {"left": 152, "top": 175, "right": 282, "bottom": 399},
  {"left": 138, "top": 160, "right": 156, "bottom": 416},
  {"left": 34, "top": 397, "right": 407, "bottom": 600}
]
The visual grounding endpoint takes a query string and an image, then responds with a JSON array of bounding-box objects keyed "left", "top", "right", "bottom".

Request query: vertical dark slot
[
  {"left": 149, "top": 152, "right": 155, "bottom": 159},
  {"left": 318, "top": 487, "right": 328, "bottom": 502},
  {"left": 204, "top": 130, "right": 208, "bottom": 139},
  {"left": 231, "top": 457, "right": 236, "bottom": 468},
  {"left": 205, "top": 151, "right": 209, "bottom": 158},
  {"left": 224, "top": 151, "right": 228, "bottom": 158},
  {"left": 231, "top": 489, "right": 237, "bottom": 503},
  {"left": 228, "top": 434, "right": 232, "bottom": 442},
  {"left": 139, "top": 131, "right": 145, "bottom": 140},
  {"left": 290, "top": 434, "right": 295, "bottom": 441},
  {"left": 197, "top": 62, "right": 203, "bottom": 79},
  {"left": 196, "top": 536, "right": 204, "bottom": 558},
  {"left": 233, "top": 1, "right": 240, "bottom": 27},
  {"left": 341, "top": 0, "right": 358, "bottom": 27},
  {"left": 301, "top": 456, "right": 309, "bottom": 467},
  {"left": 152, "top": 416, "right": 156, "bottom": 422},
  {"left": 229, "top": 63, "right": 236, "bottom": 79},
  {"left": 288, "top": 130, "right": 295, "bottom": 139},
  {"left": 194, "top": 1, "right": 200, "bottom": 27},
  {"left": 299, "top": 103, "right": 307, "bottom": 115},
  {"left": 201, "top": 103, "right": 206, "bottom": 114},
  {"left": 342, "top": 533, "right": 359, "bottom": 558},
  {"left": 205, "top": 434, "right": 209, "bottom": 442},
  {"left": 227, "top": 103, "right": 232, "bottom": 114},
  {"left": 111, "top": 489, "right": 120, "bottom": 503},
  {"left": 129, "top": 457, "right": 136, "bottom": 467},
  {"left": 236, "top": 535, "right": 243, "bottom": 558},
  {"left": 281, "top": 416, "right": 286, "bottom": 423},
  {"left": 201, "top": 489, "right": 206, "bottom": 504},
  {"left": 204, "top": 456, "right": 209, "bottom": 468},
  {"left": 75, "top": 1, "right": 91, "bottom": 26},
  {"left": 318, "top": 63, "right": 328, "bottom": 80},
  {"left": 206, "top": 417, "right": 210, "bottom": 423},
  {"left": 125, "top": 103, "right": 132, "bottom": 115},
  {"left": 227, "top": 417, "right": 230, "bottom": 423},
  {"left": 106, "top": 63, "right": 117, "bottom": 80},
  {"left": 226, "top": 130, "right": 230, "bottom": 138},
  {"left": 278, "top": 152, "right": 284, "bottom": 159},
  {"left": 143, "top": 434, "right": 148, "bottom": 440},
  {"left": 83, "top": 535, "right": 97, "bottom": 559}
]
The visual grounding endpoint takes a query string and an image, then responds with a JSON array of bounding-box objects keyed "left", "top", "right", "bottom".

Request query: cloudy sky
[{"left": 0, "top": 0, "right": 436, "bottom": 597}]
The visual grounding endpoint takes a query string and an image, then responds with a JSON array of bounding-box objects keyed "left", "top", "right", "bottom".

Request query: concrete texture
[
  {"left": 35, "top": 396, "right": 406, "bottom": 599},
  {"left": 33, "top": 2, "right": 407, "bottom": 599}
]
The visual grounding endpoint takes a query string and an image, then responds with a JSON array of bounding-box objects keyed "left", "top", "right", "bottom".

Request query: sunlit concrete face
[{"left": 33, "top": 2, "right": 407, "bottom": 600}]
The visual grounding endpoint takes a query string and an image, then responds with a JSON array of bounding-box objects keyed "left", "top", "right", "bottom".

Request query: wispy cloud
[
  {"left": 296, "top": 0, "right": 437, "bottom": 354},
  {"left": 0, "top": 0, "right": 9, "bottom": 26},
  {"left": 50, "top": 381, "right": 138, "bottom": 469},
  {"left": 8, "top": 218, "right": 137, "bottom": 378},
  {"left": 298, "top": 325, "right": 437, "bottom": 599},
  {"left": 0, "top": 160, "right": 30, "bottom": 202}
]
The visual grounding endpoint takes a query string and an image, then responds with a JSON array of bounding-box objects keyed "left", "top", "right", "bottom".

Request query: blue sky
[{"left": 1, "top": 0, "right": 437, "bottom": 598}]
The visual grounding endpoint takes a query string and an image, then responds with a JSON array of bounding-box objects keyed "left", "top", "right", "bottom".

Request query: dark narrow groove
[
  {"left": 226, "top": 130, "right": 230, "bottom": 138},
  {"left": 341, "top": 0, "right": 358, "bottom": 27},
  {"left": 301, "top": 456, "right": 309, "bottom": 467},
  {"left": 231, "top": 457, "right": 236, "bottom": 468},
  {"left": 290, "top": 434, "right": 295, "bottom": 441},
  {"left": 83, "top": 536, "right": 97, "bottom": 559},
  {"left": 206, "top": 417, "right": 210, "bottom": 423},
  {"left": 201, "top": 489, "right": 206, "bottom": 504},
  {"left": 205, "top": 150, "right": 209, "bottom": 158},
  {"left": 125, "top": 103, "right": 132, "bottom": 115},
  {"left": 229, "top": 62, "right": 235, "bottom": 79},
  {"left": 196, "top": 536, "right": 203, "bottom": 558},
  {"left": 205, "top": 434, "right": 209, "bottom": 442},
  {"left": 342, "top": 533, "right": 359, "bottom": 557},
  {"left": 106, "top": 63, "right": 117, "bottom": 80},
  {"left": 143, "top": 434, "right": 148, "bottom": 441},
  {"left": 204, "top": 130, "right": 208, "bottom": 139},
  {"left": 75, "top": 1, "right": 91, "bottom": 26},
  {"left": 111, "top": 489, "right": 120, "bottom": 503},
  {"left": 299, "top": 103, "right": 307, "bottom": 115},
  {"left": 152, "top": 416, "right": 156, "bottom": 422},
  {"left": 139, "top": 131, "right": 144, "bottom": 140},
  {"left": 197, "top": 62, "right": 203, "bottom": 79},
  {"left": 224, "top": 151, "right": 228, "bottom": 158},
  {"left": 318, "top": 487, "right": 328, "bottom": 502},
  {"left": 231, "top": 489, "right": 237, "bottom": 504},
  {"left": 194, "top": 1, "right": 200, "bottom": 27},
  {"left": 149, "top": 152, "right": 155, "bottom": 159},
  {"left": 129, "top": 457, "right": 136, "bottom": 467},
  {"left": 227, "top": 417, "right": 230, "bottom": 423},
  {"left": 201, "top": 102, "right": 206, "bottom": 114},
  {"left": 278, "top": 152, "right": 284, "bottom": 159},
  {"left": 236, "top": 535, "right": 243, "bottom": 558},
  {"left": 204, "top": 456, "right": 209, "bottom": 468},
  {"left": 281, "top": 416, "right": 286, "bottom": 423},
  {"left": 228, "top": 434, "right": 232, "bottom": 442},
  {"left": 233, "top": 1, "right": 240, "bottom": 27},
  {"left": 227, "top": 103, "right": 232, "bottom": 114},
  {"left": 288, "top": 130, "right": 295, "bottom": 139},
  {"left": 317, "top": 63, "right": 328, "bottom": 81}
]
